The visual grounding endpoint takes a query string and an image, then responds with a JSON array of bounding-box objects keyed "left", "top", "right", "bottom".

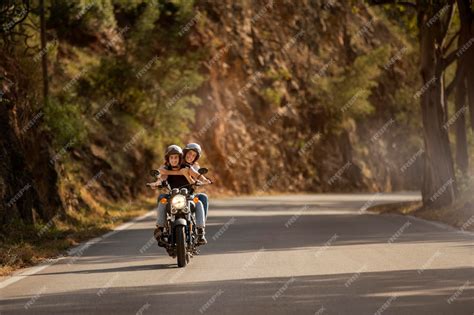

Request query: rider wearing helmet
[
  {"left": 181, "top": 143, "right": 211, "bottom": 218},
  {"left": 152, "top": 145, "right": 207, "bottom": 246}
]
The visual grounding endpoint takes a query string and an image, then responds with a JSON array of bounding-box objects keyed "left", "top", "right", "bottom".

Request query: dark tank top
[{"left": 165, "top": 165, "right": 190, "bottom": 189}]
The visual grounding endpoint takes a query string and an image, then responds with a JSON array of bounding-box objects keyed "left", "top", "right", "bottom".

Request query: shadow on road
[{"left": 2, "top": 268, "right": 473, "bottom": 314}]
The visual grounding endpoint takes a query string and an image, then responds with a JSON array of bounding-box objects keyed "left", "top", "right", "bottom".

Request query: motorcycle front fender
[{"left": 174, "top": 218, "right": 188, "bottom": 227}]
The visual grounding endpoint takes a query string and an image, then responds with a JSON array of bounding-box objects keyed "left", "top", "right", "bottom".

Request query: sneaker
[
  {"left": 154, "top": 226, "right": 167, "bottom": 247},
  {"left": 197, "top": 227, "right": 207, "bottom": 245}
]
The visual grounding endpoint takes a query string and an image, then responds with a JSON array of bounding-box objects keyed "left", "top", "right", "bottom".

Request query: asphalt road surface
[{"left": 1, "top": 193, "right": 473, "bottom": 315}]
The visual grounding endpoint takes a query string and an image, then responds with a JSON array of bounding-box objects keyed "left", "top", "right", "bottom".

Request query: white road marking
[{"left": 0, "top": 210, "right": 155, "bottom": 289}]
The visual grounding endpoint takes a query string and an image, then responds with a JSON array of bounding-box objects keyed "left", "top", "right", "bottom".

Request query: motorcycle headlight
[{"left": 171, "top": 194, "right": 186, "bottom": 210}]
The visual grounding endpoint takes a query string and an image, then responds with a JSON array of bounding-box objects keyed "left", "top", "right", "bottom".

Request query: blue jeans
[
  {"left": 197, "top": 193, "right": 209, "bottom": 218},
  {"left": 156, "top": 194, "right": 206, "bottom": 228}
]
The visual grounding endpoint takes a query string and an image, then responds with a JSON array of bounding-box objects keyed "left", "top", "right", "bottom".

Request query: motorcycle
[{"left": 147, "top": 167, "right": 210, "bottom": 267}]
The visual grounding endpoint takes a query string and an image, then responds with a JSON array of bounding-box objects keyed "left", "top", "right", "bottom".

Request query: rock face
[
  {"left": 190, "top": 0, "right": 421, "bottom": 194},
  {"left": 0, "top": 1, "right": 422, "bottom": 228}
]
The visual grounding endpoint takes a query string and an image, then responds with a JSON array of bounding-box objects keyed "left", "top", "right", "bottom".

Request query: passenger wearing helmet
[
  {"left": 152, "top": 145, "right": 207, "bottom": 246},
  {"left": 156, "top": 145, "right": 194, "bottom": 185},
  {"left": 181, "top": 143, "right": 211, "bottom": 219}
]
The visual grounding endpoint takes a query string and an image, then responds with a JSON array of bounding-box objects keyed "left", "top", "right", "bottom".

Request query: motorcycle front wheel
[{"left": 176, "top": 225, "right": 187, "bottom": 267}]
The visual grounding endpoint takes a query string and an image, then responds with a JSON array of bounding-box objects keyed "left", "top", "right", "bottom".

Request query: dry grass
[
  {"left": 369, "top": 198, "right": 474, "bottom": 233},
  {"left": 0, "top": 199, "right": 151, "bottom": 277}
]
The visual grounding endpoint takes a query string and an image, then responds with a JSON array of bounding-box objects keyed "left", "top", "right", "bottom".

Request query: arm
[
  {"left": 159, "top": 164, "right": 181, "bottom": 176},
  {"left": 183, "top": 170, "right": 196, "bottom": 184},
  {"left": 188, "top": 165, "right": 212, "bottom": 184}
]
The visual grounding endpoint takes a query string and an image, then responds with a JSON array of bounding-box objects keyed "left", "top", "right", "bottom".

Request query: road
[{"left": 1, "top": 193, "right": 473, "bottom": 315}]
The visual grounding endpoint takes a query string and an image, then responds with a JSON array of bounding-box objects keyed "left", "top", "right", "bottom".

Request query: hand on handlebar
[
  {"left": 195, "top": 179, "right": 213, "bottom": 186},
  {"left": 146, "top": 180, "right": 163, "bottom": 190}
]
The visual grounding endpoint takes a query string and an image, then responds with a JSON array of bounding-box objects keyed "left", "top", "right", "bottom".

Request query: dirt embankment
[{"left": 190, "top": 0, "right": 421, "bottom": 194}]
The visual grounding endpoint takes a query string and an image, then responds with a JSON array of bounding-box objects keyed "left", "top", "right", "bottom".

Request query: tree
[
  {"left": 39, "top": 0, "right": 48, "bottom": 107},
  {"left": 369, "top": 0, "right": 458, "bottom": 207}
]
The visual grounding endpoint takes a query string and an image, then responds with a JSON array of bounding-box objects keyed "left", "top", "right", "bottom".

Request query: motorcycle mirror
[
  {"left": 198, "top": 168, "right": 208, "bottom": 175},
  {"left": 150, "top": 169, "right": 160, "bottom": 177}
]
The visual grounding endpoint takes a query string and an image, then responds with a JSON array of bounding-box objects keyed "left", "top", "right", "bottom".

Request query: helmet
[
  {"left": 183, "top": 143, "right": 202, "bottom": 163},
  {"left": 165, "top": 145, "right": 183, "bottom": 163}
]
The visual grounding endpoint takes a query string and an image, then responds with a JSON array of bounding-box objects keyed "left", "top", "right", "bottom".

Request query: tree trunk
[
  {"left": 418, "top": 8, "right": 457, "bottom": 208},
  {"left": 0, "top": 103, "right": 40, "bottom": 225},
  {"left": 454, "top": 78, "right": 469, "bottom": 174},
  {"left": 457, "top": 0, "right": 474, "bottom": 132},
  {"left": 39, "top": 0, "right": 48, "bottom": 107}
]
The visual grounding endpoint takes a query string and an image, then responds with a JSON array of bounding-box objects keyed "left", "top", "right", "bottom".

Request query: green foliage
[
  {"left": 48, "top": 0, "right": 116, "bottom": 40},
  {"left": 313, "top": 45, "right": 391, "bottom": 131},
  {"left": 262, "top": 87, "right": 283, "bottom": 108},
  {"left": 374, "top": 4, "right": 418, "bottom": 39},
  {"left": 43, "top": 98, "right": 86, "bottom": 148}
]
